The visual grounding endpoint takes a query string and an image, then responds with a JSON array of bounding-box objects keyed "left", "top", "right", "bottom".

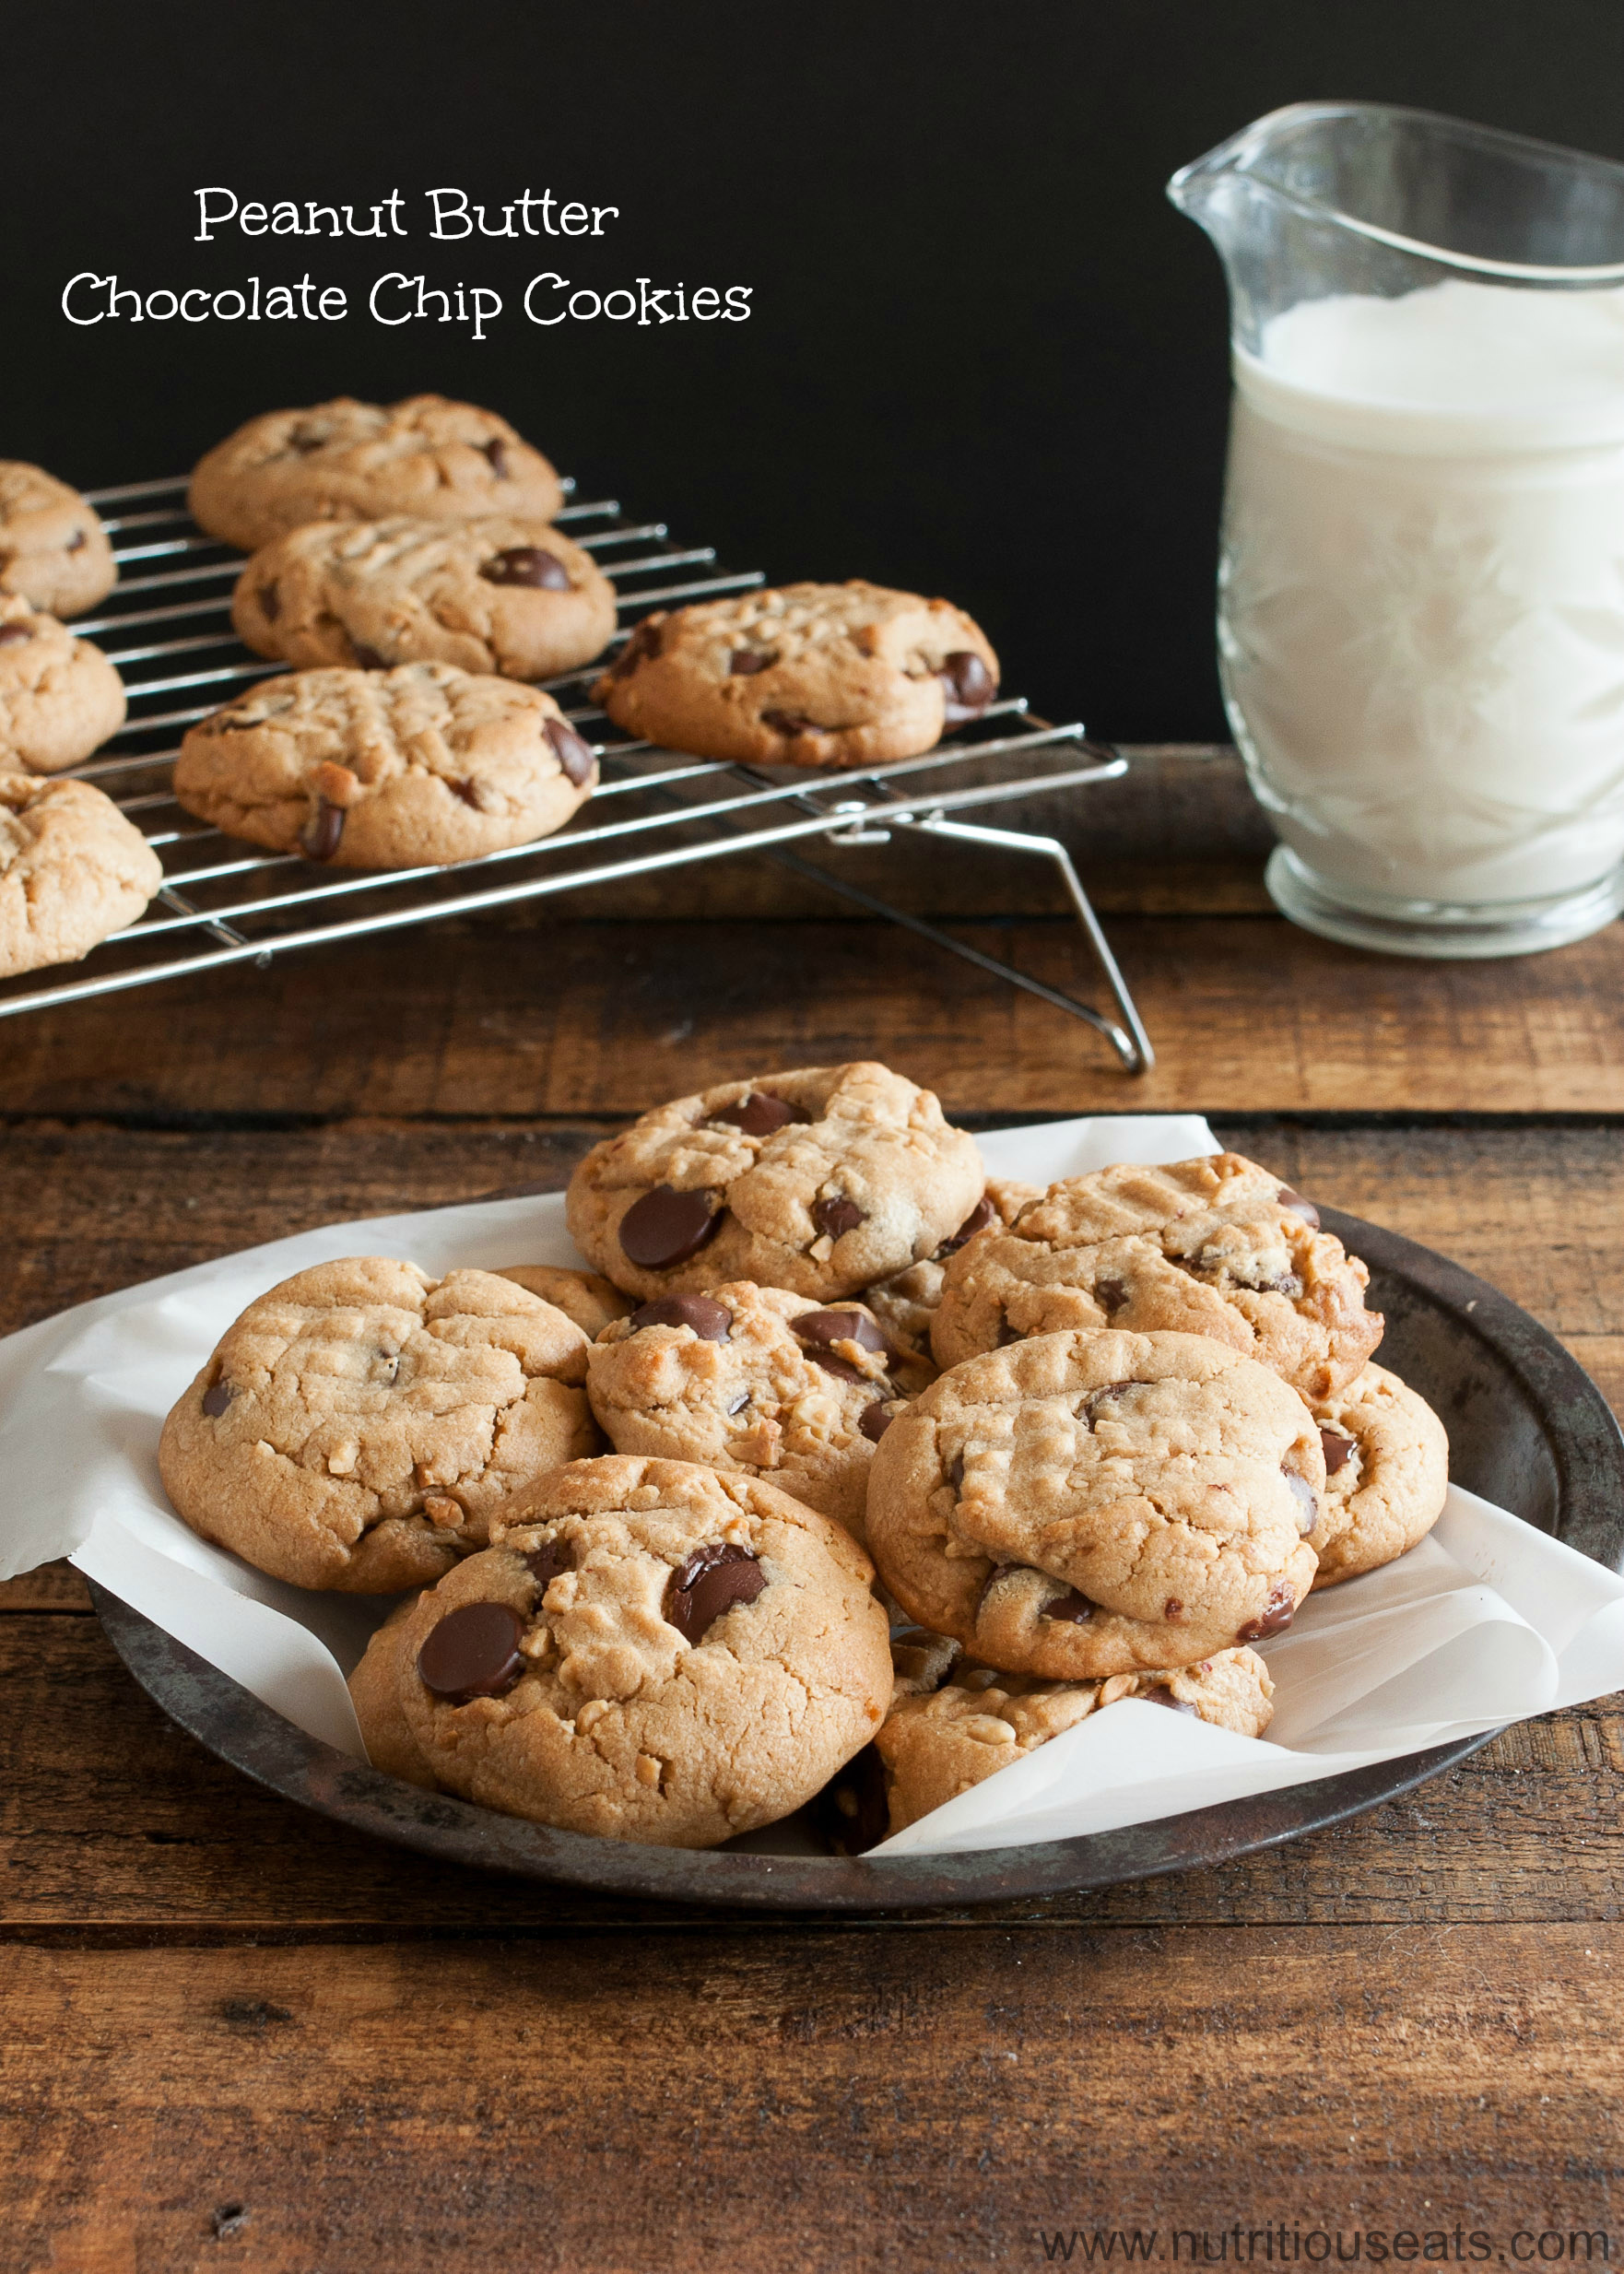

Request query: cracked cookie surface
[
  {"left": 585, "top": 1280, "right": 934, "bottom": 1545},
  {"left": 566, "top": 1060, "right": 984, "bottom": 1304},
  {"left": 933, "top": 1151, "right": 1383, "bottom": 1401},
  {"left": 0, "top": 770, "right": 161, "bottom": 978},
  {"left": 232, "top": 514, "right": 617, "bottom": 682},
  {"left": 172, "top": 662, "right": 597, "bottom": 868},
  {"left": 863, "top": 1177, "right": 1041, "bottom": 1360},
  {"left": 159, "top": 1258, "right": 599, "bottom": 1592},
  {"left": 0, "top": 461, "right": 117, "bottom": 618},
  {"left": 0, "top": 595, "right": 125, "bottom": 772},
  {"left": 1310, "top": 1362, "right": 1449, "bottom": 1586},
  {"left": 495, "top": 1265, "right": 633, "bottom": 1340},
  {"left": 189, "top": 394, "right": 564, "bottom": 551},
  {"left": 355, "top": 1454, "right": 891, "bottom": 1845},
  {"left": 592, "top": 580, "right": 999, "bottom": 769},
  {"left": 866, "top": 1327, "right": 1323, "bottom": 1679}
]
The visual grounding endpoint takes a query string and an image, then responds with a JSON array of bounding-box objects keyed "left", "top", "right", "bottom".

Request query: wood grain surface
[{"left": 2, "top": 749, "right": 1620, "bottom": 2271}]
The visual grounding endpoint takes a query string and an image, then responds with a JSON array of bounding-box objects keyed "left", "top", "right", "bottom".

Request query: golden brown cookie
[
  {"left": 594, "top": 581, "right": 999, "bottom": 769},
  {"left": 0, "top": 771, "right": 161, "bottom": 979},
  {"left": 189, "top": 395, "right": 564, "bottom": 551},
  {"left": 159, "top": 1259, "right": 599, "bottom": 1592},
  {"left": 347, "top": 1598, "right": 440, "bottom": 1788},
  {"left": 494, "top": 1265, "right": 633, "bottom": 1340},
  {"left": 1310, "top": 1362, "right": 1449, "bottom": 1585},
  {"left": 0, "top": 462, "right": 117, "bottom": 617},
  {"left": 933, "top": 1152, "right": 1382, "bottom": 1401},
  {"left": 863, "top": 1178, "right": 1041, "bottom": 1360},
  {"left": 172, "top": 663, "right": 596, "bottom": 869},
  {"left": 0, "top": 595, "right": 126, "bottom": 772},
  {"left": 866, "top": 1327, "right": 1323, "bottom": 1679},
  {"left": 232, "top": 515, "right": 617, "bottom": 681}
]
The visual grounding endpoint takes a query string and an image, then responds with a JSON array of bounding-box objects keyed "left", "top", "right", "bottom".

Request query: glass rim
[{"left": 1168, "top": 100, "right": 1624, "bottom": 287}]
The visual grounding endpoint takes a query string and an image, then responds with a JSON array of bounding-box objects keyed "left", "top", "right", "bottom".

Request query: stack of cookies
[{"left": 158, "top": 1060, "right": 1450, "bottom": 1854}]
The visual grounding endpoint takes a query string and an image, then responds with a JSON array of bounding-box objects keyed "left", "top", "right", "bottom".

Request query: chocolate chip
[
  {"left": 816, "top": 1741, "right": 888, "bottom": 1856},
  {"left": 937, "top": 1195, "right": 995, "bottom": 1256},
  {"left": 665, "top": 1543, "right": 766, "bottom": 1644},
  {"left": 794, "top": 1308, "right": 889, "bottom": 1356},
  {"left": 1143, "top": 1684, "right": 1198, "bottom": 1715},
  {"left": 807, "top": 1350, "right": 872, "bottom": 1385},
  {"left": 351, "top": 642, "right": 387, "bottom": 670},
  {"left": 1163, "top": 1597, "right": 1185, "bottom": 1620},
  {"left": 1277, "top": 1187, "right": 1321, "bottom": 1231},
  {"left": 1042, "top": 1587, "right": 1097, "bottom": 1624},
  {"left": 1237, "top": 1581, "right": 1297, "bottom": 1643},
  {"left": 201, "top": 1380, "right": 235, "bottom": 1417},
  {"left": 813, "top": 1195, "right": 865, "bottom": 1241},
  {"left": 609, "top": 618, "right": 663, "bottom": 677},
  {"left": 939, "top": 649, "right": 995, "bottom": 723},
  {"left": 629, "top": 1293, "right": 733, "bottom": 1340},
  {"left": 859, "top": 1402, "right": 893, "bottom": 1443},
  {"left": 448, "top": 779, "right": 483, "bottom": 809},
  {"left": 1094, "top": 1276, "right": 1130, "bottom": 1316},
  {"left": 66, "top": 529, "right": 88, "bottom": 553},
  {"left": 1255, "top": 1271, "right": 1306, "bottom": 1299},
  {"left": 729, "top": 648, "right": 778, "bottom": 675},
  {"left": 258, "top": 582, "right": 279, "bottom": 620},
  {"left": 1321, "top": 1426, "right": 1357, "bottom": 1477},
  {"left": 481, "top": 545, "right": 571, "bottom": 590},
  {"left": 1283, "top": 1469, "right": 1319, "bottom": 1533},
  {"left": 1084, "top": 1380, "right": 1136, "bottom": 1421},
  {"left": 946, "top": 1454, "right": 965, "bottom": 1490},
  {"left": 300, "top": 798, "right": 346, "bottom": 862},
  {"left": 544, "top": 716, "right": 596, "bottom": 787},
  {"left": 523, "top": 1538, "right": 570, "bottom": 1590},
  {"left": 484, "top": 438, "right": 512, "bottom": 477},
  {"left": 0, "top": 623, "right": 32, "bottom": 646},
  {"left": 417, "top": 1602, "right": 527, "bottom": 1701},
  {"left": 726, "top": 1390, "right": 751, "bottom": 1417},
  {"left": 710, "top": 1091, "right": 809, "bottom": 1137},
  {"left": 618, "top": 1184, "right": 723, "bottom": 1270},
  {"left": 761, "top": 710, "right": 818, "bottom": 735}
]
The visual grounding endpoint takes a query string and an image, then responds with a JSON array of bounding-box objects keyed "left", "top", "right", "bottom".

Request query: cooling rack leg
[{"left": 766, "top": 821, "right": 1154, "bottom": 1075}]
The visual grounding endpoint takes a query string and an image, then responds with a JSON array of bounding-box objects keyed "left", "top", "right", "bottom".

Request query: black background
[{"left": 5, "top": 0, "right": 1622, "bottom": 739}]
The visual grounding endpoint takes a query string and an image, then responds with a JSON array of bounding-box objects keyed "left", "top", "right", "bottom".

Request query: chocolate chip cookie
[
  {"left": 566, "top": 1061, "right": 985, "bottom": 1305},
  {"left": 347, "top": 1597, "right": 440, "bottom": 1788},
  {"left": 189, "top": 395, "right": 565, "bottom": 552},
  {"left": 593, "top": 581, "right": 999, "bottom": 769},
  {"left": 932, "top": 1152, "right": 1383, "bottom": 1402},
  {"left": 1310, "top": 1363, "right": 1449, "bottom": 1586},
  {"left": 875, "top": 1644, "right": 1276, "bottom": 1836},
  {"left": 0, "top": 770, "right": 162, "bottom": 978},
  {"left": 866, "top": 1327, "right": 1324, "bottom": 1679},
  {"left": 231, "top": 515, "right": 617, "bottom": 682},
  {"left": 159, "top": 1259, "right": 599, "bottom": 1593},
  {"left": 863, "top": 1178, "right": 1041, "bottom": 1360},
  {"left": 495, "top": 1266, "right": 633, "bottom": 1340},
  {"left": 585, "top": 1282, "right": 934, "bottom": 1544},
  {"left": 0, "top": 596, "right": 126, "bottom": 772},
  {"left": 172, "top": 662, "right": 597, "bottom": 869},
  {"left": 0, "top": 462, "right": 117, "bottom": 618},
  {"left": 355, "top": 1454, "right": 891, "bottom": 1846}
]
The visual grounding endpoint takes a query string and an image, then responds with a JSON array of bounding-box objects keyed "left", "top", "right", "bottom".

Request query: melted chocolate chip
[
  {"left": 300, "top": 798, "right": 346, "bottom": 862},
  {"left": 937, "top": 1194, "right": 995, "bottom": 1256},
  {"left": 709, "top": 1091, "right": 809, "bottom": 1137},
  {"left": 351, "top": 642, "right": 387, "bottom": 670},
  {"left": 813, "top": 1195, "right": 865, "bottom": 1241},
  {"left": 417, "top": 1601, "right": 526, "bottom": 1701},
  {"left": 0, "top": 623, "right": 32, "bottom": 646},
  {"left": 448, "top": 779, "right": 483, "bottom": 809},
  {"left": 816, "top": 1741, "right": 889, "bottom": 1856},
  {"left": 609, "top": 618, "right": 663, "bottom": 677},
  {"left": 1277, "top": 1187, "right": 1321, "bottom": 1231},
  {"left": 66, "top": 529, "right": 87, "bottom": 552},
  {"left": 630, "top": 1293, "right": 733, "bottom": 1340},
  {"left": 288, "top": 429, "right": 325, "bottom": 455},
  {"left": 1163, "top": 1597, "right": 1185, "bottom": 1620},
  {"left": 761, "top": 709, "right": 818, "bottom": 735},
  {"left": 523, "top": 1539, "right": 569, "bottom": 1589},
  {"left": 480, "top": 545, "right": 570, "bottom": 590},
  {"left": 859, "top": 1402, "right": 893, "bottom": 1443},
  {"left": 729, "top": 648, "right": 778, "bottom": 675},
  {"left": 1094, "top": 1276, "right": 1130, "bottom": 1316},
  {"left": 807, "top": 1349, "right": 872, "bottom": 1386},
  {"left": 1143, "top": 1684, "right": 1198, "bottom": 1715},
  {"left": 1084, "top": 1380, "right": 1136, "bottom": 1421},
  {"left": 484, "top": 437, "right": 512, "bottom": 477},
  {"left": 201, "top": 1380, "right": 235, "bottom": 1418},
  {"left": 1283, "top": 1469, "right": 1319, "bottom": 1534},
  {"left": 1237, "top": 1581, "right": 1297, "bottom": 1643},
  {"left": 946, "top": 1454, "right": 966, "bottom": 1490},
  {"left": 665, "top": 1542, "right": 766, "bottom": 1644},
  {"left": 258, "top": 582, "right": 280, "bottom": 620},
  {"left": 618, "top": 1185, "right": 723, "bottom": 1270},
  {"left": 726, "top": 1390, "right": 751, "bottom": 1417},
  {"left": 1320, "top": 1426, "right": 1357, "bottom": 1477},
  {"left": 939, "top": 650, "right": 995, "bottom": 724},
  {"left": 794, "top": 1308, "right": 889, "bottom": 1356},
  {"left": 1042, "top": 1587, "right": 1098, "bottom": 1624},
  {"left": 544, "top": 716, "right": 596, "bottom": 787}
]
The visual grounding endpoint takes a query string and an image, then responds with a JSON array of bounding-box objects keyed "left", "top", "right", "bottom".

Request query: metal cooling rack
[{"left": 3, "top": 476, "right": 1153, "bottom": 1072}]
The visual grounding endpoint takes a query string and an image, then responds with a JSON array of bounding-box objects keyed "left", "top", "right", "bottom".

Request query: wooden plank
[
  {"left": 4, "top": 1930, "right": 1619, "bottom": 2271},
  {"left": 4, "top": 910, "right": 1623, "bottom": 1118},
  {"left": 0, "top": 1615, "right": 1618, "bottom": 1936},
  {"left": 0, "top": 1561, "right": 88, "bottom": 1612}
]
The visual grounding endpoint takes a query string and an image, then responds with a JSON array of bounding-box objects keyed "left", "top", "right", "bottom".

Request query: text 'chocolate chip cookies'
[
  {"left": 172, "top": 663, "right": 597, "bottom": 868},
  {"left": 594, "top": 580, "right": 999, "bottom": 769},
  {"left": 346, "top": 1455, "right": 892, "bottom": 1848},
  {"left": 566, "top": 1061, "right": 986, "bottom": 1302}
]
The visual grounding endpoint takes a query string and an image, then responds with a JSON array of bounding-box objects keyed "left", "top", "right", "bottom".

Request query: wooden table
[{"left": 4, "top": 751, "right": 1621, "bottom": 2272}]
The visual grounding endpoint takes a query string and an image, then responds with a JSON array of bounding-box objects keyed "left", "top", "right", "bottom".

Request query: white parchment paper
[{"left": 3, "top": 1111, "right": 1620, "bottom": 1857}]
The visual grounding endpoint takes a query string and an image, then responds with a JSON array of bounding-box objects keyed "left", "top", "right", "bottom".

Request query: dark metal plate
[{"left": 90, "top": 1207, "right": 1624, "bottom": 1912}]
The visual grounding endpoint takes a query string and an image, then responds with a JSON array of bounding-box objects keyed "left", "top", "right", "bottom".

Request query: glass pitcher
[{"left": 1169, "top": 103, "right": 1624, "bottom": 958}]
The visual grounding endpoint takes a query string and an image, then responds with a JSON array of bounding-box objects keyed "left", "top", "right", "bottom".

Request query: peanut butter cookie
[
  {"left": 0, "top": 462, "right": 116, "bottom": 617},
  {"left": 0, "top": 595, "right": 126, "bottom": 772},
  {"left": 0, "top": 771, "right": 161, "bottom": 978},
  {"left": 1310, "top": 1362, "right": 1449, "bottom": 1585}
]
